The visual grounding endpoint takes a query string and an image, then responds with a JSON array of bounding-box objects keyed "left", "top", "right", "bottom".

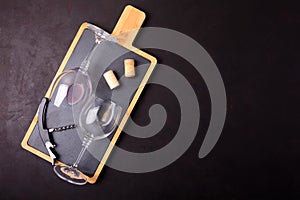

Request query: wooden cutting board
[{"left": 21, "top": 5, "right": 157, "bottom": 184}]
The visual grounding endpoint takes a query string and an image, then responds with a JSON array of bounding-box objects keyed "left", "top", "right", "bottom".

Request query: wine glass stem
[
  {"left": 72, "top": 145, "right": 87, "bottom": 168},
  {"left": 80, "top": 43, "right": 98, "bottom": 73},
  {"left": 72, "top": 135, "right": 93, "bottom": 168}
]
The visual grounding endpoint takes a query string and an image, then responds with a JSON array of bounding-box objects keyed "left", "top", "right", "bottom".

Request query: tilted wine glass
[{"left": 53, "top": 24, "right": 122, "bottom": 185}]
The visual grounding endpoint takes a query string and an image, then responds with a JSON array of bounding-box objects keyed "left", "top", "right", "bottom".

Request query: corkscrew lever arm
[{"left": 37, "top": 97, "right": 57, "bottom": 165}]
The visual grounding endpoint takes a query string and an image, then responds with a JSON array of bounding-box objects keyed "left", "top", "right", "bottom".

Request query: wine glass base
[{"left": 53, "top": 165, "right": 87, "bottom": 185}]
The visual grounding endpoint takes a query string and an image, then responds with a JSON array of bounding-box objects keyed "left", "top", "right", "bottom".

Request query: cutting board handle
[{"left": 112, "top": 5, "right": 146, "bottom": 46}]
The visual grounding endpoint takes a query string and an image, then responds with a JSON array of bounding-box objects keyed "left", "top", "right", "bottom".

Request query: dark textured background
[{"left": 1, "top": 0, "right": 299, "bottom": 199}]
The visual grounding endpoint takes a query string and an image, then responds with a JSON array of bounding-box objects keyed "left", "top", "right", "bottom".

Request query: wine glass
[{"left": 53, "top": 24, "right": 122, "bottom": 185}]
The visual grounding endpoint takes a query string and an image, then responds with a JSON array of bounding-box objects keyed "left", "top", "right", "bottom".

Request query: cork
[
  {"left": 124, "top": 59, "right": 135, "bottom": 78},
  {"left": 103, "top": 70, "right": 119, "bottom": 90}
]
